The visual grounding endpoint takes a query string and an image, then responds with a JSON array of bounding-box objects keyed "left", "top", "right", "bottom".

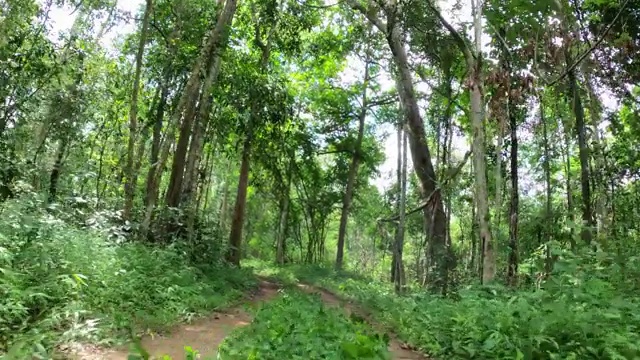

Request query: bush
[
  {"left": 0, "top": 196, "right": 256, "bottom": 358},
  {"left": 217, "top": 291, "right": 390, "bottom": 359},
  {"left": 277, "top": 253, "right": 640, "bottom": 360}
]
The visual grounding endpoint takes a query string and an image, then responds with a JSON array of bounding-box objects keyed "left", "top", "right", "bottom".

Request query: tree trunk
[
  {"left": 554, "top": 0, "right": 594, "bottom": 245},
  {"left": 183, "top": 58, "right": 221, "bottom": 206},
  {"left": 561, "top": 114, "right": 576, "bottom": 250},
  {"left": 123, "top": 0, "right": 153, "bottom": 221},
  {"left": 219, "top": 177, "right": 230, "bottom": 231},
  {"left": 140, "top": 0, "right": 238, "bottom": 237},
  {"left": 444, "top": 106, "right": 453, "bottom": 249},
  {"left": 470, "top": 174, "right": 478, "bottom": 274},
  {"left": 48, "top": 139, "right": 68, "bottom": 203},
  {"left": 144, "top": 76, "right": 170, "bottom": 207},
  {"left": 348, "top": 0, "right": 452, "bottom": 293},
  {"left": 468, "top": 0, "right": 494, "bottom": 284},
  {"left": 227, "top": 131, "right": 252, "bottom": 266},
  {"left": 394, "top": 130, "right": 408, "bottom": 293},
  {"left": 335, "top": 54, "right": 370, "bottom": 270},
  {"left": 387, "top": 12, "right": 451, "bottom": 293},
  {"left": 494, "top": 115, "right": 504, "bottom": 232},
  {"left": 276, "top": 160, "right": 293, "bottom": 265},
  {"left": 507, "top": 94, "right": 519, "bottom": 287},
  {"left": 226, "top": 12, "right": 276, "bottom": 266},
  {"left": 540, "top": 95, "right": 552, "bottom": 241},
  {"left": 584, "top": 70, "right": 607, "bottom": 240},
  {"left": 567, "top": 68, "right": 594, "bottom": 245},
  {"left": 183, "top": 78, "right": 215, "bottom": 241},
  {"left": 391, "top": 118, "right": 402, "bottom": 283}
]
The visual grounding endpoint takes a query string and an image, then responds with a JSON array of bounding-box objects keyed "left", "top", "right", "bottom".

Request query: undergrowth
[
  {"left": 0, "top": 195, "right": 257, "bottom": 358},
  {"left": 217, "top": 291, "right": 390, "bottom": 359},
  {"left": 249, "top": 256, "right": 640, "bottom": 360}
]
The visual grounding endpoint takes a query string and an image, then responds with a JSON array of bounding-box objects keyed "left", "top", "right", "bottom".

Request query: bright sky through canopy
[{"left": 43, "top": 0, "right": 618, "bottom": 194}]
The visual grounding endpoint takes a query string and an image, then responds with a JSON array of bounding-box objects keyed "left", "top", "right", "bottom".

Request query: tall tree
[
  {"left": 123, "top": 0, "right": 153, "bottom": 222},
  {"left": 140, "top": 0, "right": 239, "bottom": 238},
  {"left": 348, "top": 0, "right": 454, "bottom": 293},
  {"left": 429, "top": 0, "right": 494, "bottom": 283},
  {"left": 554, "top": 0, "right": 594, "bottom": 244},
  {"left": 335, "top": 46, "right": 371, "bottom": 270}
]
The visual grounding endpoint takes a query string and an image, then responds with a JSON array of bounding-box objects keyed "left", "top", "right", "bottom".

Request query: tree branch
[
  {"left": 295, "top": 0, "right": 343, "bottom": 8},
  {"left": 378, "top": 149, "right": 471, "bottom": 222},
  {"left": 546, "top": 0, "right": 630, "bottom": 86},
  {"left": 347, "top": 0, "right": 388, "bottom": 33},
  {"left": 426, "top": 1, "right": 475, "bottom": 65},
  {"left": 413, "top": 66, "right": 469, "bottom": 118}
]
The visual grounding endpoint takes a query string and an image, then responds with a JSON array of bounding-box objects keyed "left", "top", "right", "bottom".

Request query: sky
[{"left": 43, "top": 0, "right": 619, "bottom": 194}]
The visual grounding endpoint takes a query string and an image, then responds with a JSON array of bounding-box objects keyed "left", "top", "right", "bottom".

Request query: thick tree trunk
[
  {"left": 227, "top": 132, "right": 252, "bottom": 266},
  {"left": 123, "top": 0, "right": 153, "bottom": 221},
  {"left": 335, "top": 55, "right": 370, "bottom": 270},
  {"left": 387, "top": 17, "right": 451, "bottom": 293},
  {"left": 165, "top": 56, "right": 221, "bottom": 209},
  {"left": 165, "top": 106, "right": 197, "bottom": 208},
  {"left": 391, "top": 120, "right": 402, "bottom": 283},
  {"left": 470, "top": 175, "right": 478, "bottom": 274},
  {"left": 183, "top": 58, "right": 221, "bottom": 205},
  {"left": 226, "top": 20, "right": 274, "bottom": 266},
  {"left": 140, "top": 81, "right": 169, "bottom": 240},
  {"left": 144, "top": 77, "right": 169, "bottom": 207},
  {"left": 183, "top": 79, "right": 215, "bottom": 240},
  {"left": 161, "top": 1, "right": 235, "bottom": 186}
]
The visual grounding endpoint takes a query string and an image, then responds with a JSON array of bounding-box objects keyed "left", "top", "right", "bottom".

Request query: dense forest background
[{"left": 1, "top": 0, "right": 640, "bottom": 358}]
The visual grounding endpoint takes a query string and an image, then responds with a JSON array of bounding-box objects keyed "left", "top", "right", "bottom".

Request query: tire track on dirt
[{"left": 68, "top": 279, "right": 426, "bottom": 359}]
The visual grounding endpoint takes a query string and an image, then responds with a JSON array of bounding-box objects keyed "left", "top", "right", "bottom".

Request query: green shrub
[
  {"left": 0, "top": 196, "right": 256, "bottom": 358},
  {"left": 274, "top": 254, "right": 640, "bottom": 360},
  {"left": 218, "top": 291, "right": 390, "bottom": 359}
]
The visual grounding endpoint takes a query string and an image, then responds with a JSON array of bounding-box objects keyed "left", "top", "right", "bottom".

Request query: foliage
[
  {"left": 218, "top": 291, "right": 390, "bottom": 360},
  {"left": 254, "top": 258, "right": 640, "bottom": 360},
  {"left": 3, "top": 0, "right": 640, "bottom": 357},
  {"left": 0, "top": 195, "right": 256, "bottom": 358}
]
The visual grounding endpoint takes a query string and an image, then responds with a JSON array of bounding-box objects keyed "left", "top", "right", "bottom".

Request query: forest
[{"left": 1, "top": 0, "right": 639, "bottom": 358}]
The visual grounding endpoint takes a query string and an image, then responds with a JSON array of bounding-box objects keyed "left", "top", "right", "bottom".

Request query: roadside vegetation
[{"left": 2, "top": 0, "right": 639, "bottom": 358}]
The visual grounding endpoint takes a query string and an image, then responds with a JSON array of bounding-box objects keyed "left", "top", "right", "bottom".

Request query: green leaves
[{"left": 218, "top": 291, "right": 390, "bottom": 359}]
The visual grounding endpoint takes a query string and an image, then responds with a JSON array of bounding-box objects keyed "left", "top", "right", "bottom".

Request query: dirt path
[
  {"left": 68, "top": 280, "right": 425, "bottom": 359},
  {"left": 66, "top": 280, "right": 280, "bottom": 360}
]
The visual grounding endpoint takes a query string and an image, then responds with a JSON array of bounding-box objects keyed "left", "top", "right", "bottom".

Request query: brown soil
[
  {"left": 65, "top": 280, "right": 280, "bottom": 360},
  {"left": 66, "top": 280, "right": 426, "bottom": 360}
]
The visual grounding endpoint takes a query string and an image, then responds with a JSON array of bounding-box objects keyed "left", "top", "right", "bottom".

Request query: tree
[
  {"left": 123, "top": 0, "right": 153, "bottom": 222},
  {"left": 348, "top": 0, "right": 454, "bottom": 293},
  {"left": 335, "top": 42, "right": 371, "bottom": 270}
]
